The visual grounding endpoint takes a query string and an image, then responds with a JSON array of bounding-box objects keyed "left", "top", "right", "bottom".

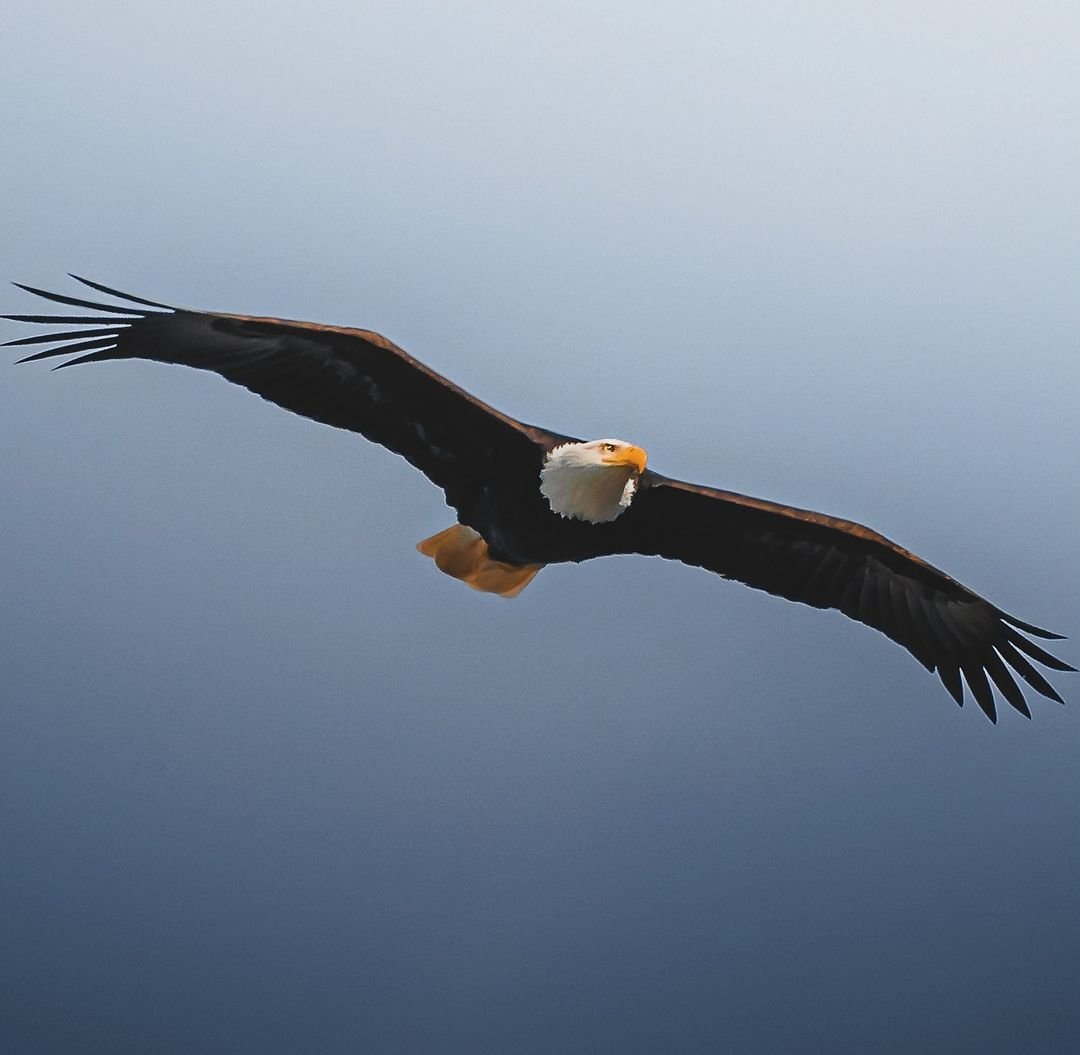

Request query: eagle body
[{"left": 4, "top": 276, "right": 1073, "bottom": 722}]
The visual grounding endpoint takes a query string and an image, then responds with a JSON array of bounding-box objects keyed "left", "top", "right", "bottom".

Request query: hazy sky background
[{"left": 2, "top": 3, "right": 1078, "bottom": 1052}]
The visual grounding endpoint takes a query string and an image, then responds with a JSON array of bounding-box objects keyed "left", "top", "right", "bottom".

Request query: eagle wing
[
  {"left": 620, "top": 473, "right": 1073, "bottom": 721},
  {"left": 3, "top": 276, "right": 549, "bottom": 515},
  {"left": 7, "top": 278, "right": 1071, "bottom": 718}
]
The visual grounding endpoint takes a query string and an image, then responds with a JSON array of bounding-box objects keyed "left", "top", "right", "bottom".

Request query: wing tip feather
[
  {"left": 50, "top": 348, "right": 119, "bottom": 369},
  {"left": 937, "top": 663, "right": 965, "bottom": 708},
  {"left": 1001, "top": 611, "right": 1067, "bottom": 640},
  {"left": 67, "top": 273, "right": 176, "bottom": 311},
  {"left": 8, "top": 277, "right": 171, "bottom": 317}
]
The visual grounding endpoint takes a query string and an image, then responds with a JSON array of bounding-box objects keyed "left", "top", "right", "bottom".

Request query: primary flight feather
[{"left": 4, "top": 276, "right": 1073, "bottom": 722}]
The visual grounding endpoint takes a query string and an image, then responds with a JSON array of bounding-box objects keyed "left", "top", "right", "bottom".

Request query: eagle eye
[{"left": 602, "top": 443, "right": 617, "bottom": 452}]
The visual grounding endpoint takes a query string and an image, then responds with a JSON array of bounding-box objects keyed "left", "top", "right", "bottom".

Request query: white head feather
[{"left": 539, "top": 439, "right": 648, "bottom": 523}]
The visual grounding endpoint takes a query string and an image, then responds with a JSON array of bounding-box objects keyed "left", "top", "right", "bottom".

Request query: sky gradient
[{"left": 2, "top": 3, "right": 1079, "bottom": 1052}]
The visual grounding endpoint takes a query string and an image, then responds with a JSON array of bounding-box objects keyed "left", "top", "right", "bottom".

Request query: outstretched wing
[
  {"left": 3, "top": 276, "right": 548, "bottom": 513},
  {"left": 620, "top": 473, "right": 1073, "bottom": 721}
]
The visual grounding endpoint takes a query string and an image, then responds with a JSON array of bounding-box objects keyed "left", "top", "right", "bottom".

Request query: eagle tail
[{"left": 417, "top": 524, "right": 542, "bottom": 599}]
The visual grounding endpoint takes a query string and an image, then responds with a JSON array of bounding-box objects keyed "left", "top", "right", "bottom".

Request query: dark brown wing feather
[
  {"left": 3, "top": 276, "right": 550, "bottom": 517},
  {"left": 6, "top": 278, "right": 1071, "bottom": 719},
  {"left": 619, "top": 473, "right": 1073, "bottom": 721}
]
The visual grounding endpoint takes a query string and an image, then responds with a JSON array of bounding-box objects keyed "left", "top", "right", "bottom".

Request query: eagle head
[{"left": 539, "top": 439, "right": 648, "bottom": 523}]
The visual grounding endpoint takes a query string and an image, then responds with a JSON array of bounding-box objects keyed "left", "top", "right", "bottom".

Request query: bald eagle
[{"left": 4, "top": 276, "right": 1073, "bottom": 722}]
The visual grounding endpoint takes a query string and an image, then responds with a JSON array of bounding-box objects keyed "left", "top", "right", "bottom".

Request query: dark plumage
[{"left": 4, "top": 276, "right": 1072, "bottom": 722}]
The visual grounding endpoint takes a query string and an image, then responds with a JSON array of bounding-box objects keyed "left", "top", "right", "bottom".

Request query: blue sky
[{"left": 2, "top": 3, "right": 1078, "bottom": 1052}]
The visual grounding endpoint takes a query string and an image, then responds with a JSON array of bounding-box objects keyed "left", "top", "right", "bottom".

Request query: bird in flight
[{"left": 4, "top": 276, "right": 1072, "bottom": 722}]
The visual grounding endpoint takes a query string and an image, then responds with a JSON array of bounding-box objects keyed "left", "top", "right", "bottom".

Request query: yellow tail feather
[{"left": 416, "top": 524, "right": 542, "bottom": 598}]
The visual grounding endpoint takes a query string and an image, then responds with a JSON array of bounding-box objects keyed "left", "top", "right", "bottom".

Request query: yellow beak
[{"left": 607, "top": 444, "right": 648, "bottom": 473}]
